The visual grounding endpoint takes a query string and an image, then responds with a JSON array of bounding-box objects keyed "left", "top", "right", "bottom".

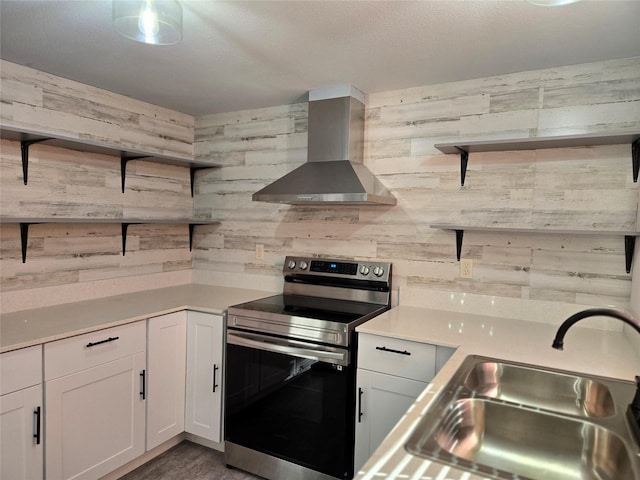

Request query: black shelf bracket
[
  {"left": 122, "top": 223, "right": 139, "bottom": 257},
  {"left": 18, "top": 222, "right": 44, "bottom": 263},
  {"left": 120, "top": 155, "right": 151, "bottom": 193},
  {"left": 121, "top": 223, "right": 141, "bottom": 256},
  {"left": 121, "top": 223, "right": 129, "bottom": 256},
  {"left": 20, "top": 223, "right": 30, "bottom": 263},
  {"left": 20, "top": 138, "right": 52, "bottom": 185},
  {"left": 625, "top": 235, "right": 636, "bottom": 274},
  {"left": 455, "top": 229, "right": 464, "bottom": 261},
  {"left": 633, "top": 138, "right": 639, "bottom": 183},
  {"left": 189, "top": 224, "right": 196, "bottom": 250},
  {"left": 455, "top": 148, "right": 469, "bottom": 186},
  {"left": 190, "top": 167, "right": 211, "bottom": 197}
]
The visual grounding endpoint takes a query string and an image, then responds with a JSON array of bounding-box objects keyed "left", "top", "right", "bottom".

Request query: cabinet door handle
[
  {"left": 140, "top": 369, "right": 146, "bottom": 400},
  {"left": 86, "top": 336, "right": 119, "bottom": 348},
  {"left": 375, "top": 346, "right": 411, "bottom": 356},
  {"left": 33, "top": 406, "right": 41, "bottom": 445},
  {"left": 212, "top": 364, "right": 219, "bottom": 393},
  {"left": 358, "top": 387, "right": 364, "bottom": 423}
]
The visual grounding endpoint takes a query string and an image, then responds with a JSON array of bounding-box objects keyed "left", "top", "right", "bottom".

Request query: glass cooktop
[{"left": 230, "top": 294, "right": 386, "bottom": 324}]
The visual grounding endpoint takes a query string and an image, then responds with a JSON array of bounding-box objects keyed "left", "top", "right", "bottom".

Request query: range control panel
[
  {"left": 310, "top": 260, "right": 357, "bottom": 275},
  {"left": 283, "top": 256, "right": 391, "bottom": 280}
]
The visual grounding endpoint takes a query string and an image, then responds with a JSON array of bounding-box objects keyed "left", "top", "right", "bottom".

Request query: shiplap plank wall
[
  {"left": 193, "top": 56, "right": 640, "bottom": 308},
  {"left": 1, "top": 58, "right": 639, "bottom": 312},
  {"left": 0, "top": 60, "right": 194, "bottom": 158},
  {"left": 0, "top": 61, "right": 200, "bottom": 303}
]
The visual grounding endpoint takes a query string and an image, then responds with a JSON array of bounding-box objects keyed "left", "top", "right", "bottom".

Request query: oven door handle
[{"left": 227, "top": 331, "right": 349, "bottom": 366}]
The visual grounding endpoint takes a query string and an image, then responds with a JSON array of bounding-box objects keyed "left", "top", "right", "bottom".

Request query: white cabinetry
[
  {"left": 44, "top": 321, "right": 146, "bottom": 480},
  {"left": 185, "top": 311, "right": 224, "bottom": 443},
  {"left": 354, "top": 334, "right": 454, "bottom": 472},
  {"left": 1, "top": 345, "right": 43, "bottom": 480},
  {"left": 146, "top": 311, "right": 187, "bottom": 450},
  {"left": 355, "top": 369, "right": 425, "bottom": 472}
]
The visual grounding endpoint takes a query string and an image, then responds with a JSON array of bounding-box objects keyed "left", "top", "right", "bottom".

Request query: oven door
[{"left": 225, "top": 329, "right": 356, "bottom": 479}]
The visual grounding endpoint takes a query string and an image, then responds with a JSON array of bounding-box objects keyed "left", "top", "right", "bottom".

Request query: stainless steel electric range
[{"left": 224, "top": 256, "right": 393, "bottom": 480}]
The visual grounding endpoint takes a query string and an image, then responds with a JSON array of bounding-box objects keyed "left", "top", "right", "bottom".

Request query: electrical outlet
[
  {"left": 255, "top": 244, "right": 265, "bottom": 260},
  {"left": 460, "top": 258, "right": 473, "bottom": 279}
]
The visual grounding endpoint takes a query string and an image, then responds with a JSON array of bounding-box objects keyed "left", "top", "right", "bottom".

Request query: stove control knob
[
  {"left": 299, "top": 261, "right": 308, "bottom": 270},
  {"left": 359, "top": 265, "right": 370, "bottom": 276},
  {"left": 286, "top": 260, "right": 296, "bottom": 270},
  {"left": 373, "top": 266, "right": 385, "bottom": 277}
]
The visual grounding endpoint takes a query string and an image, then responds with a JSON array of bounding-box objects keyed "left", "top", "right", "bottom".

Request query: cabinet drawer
[
  {"left": 1, "top": 345, "right": 42, "bottom": 395},
  {"left": 44, "top": 321, "right": 146, "bottom": 381},
  {"left": 358, "top": 334, "right": 436, "bottom": 382}
]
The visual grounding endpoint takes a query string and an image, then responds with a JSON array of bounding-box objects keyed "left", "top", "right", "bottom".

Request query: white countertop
[
  {"left": 0, "top": 284, "right": 269, "bottom": 353},
  {"left": 355, "top": 305, "right": 640, "bottom": 480},
  {"left": 3, "top": 286, "right": 638, "bottom": 478}
]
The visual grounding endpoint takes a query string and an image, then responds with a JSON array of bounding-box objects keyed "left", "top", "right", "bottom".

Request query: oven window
[{"left": 225, "top": 342, "right": 355, "bottom": 479}]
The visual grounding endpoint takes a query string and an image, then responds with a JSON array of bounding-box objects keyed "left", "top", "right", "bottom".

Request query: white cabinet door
[
  {"left": 146, "top": 311, "right": 187, "bottom": 450},
  {"left": 1, "top": 384, "right": 43, "bottom": 480},
  {"left": 354, "top": 370, "right": 426, "bottom": 473},
  {"left": 185, "top": 311, "right": 224, "bottom": 442},
  {"left": 45, "top": 353, "right": 146, "bottom": 480}
]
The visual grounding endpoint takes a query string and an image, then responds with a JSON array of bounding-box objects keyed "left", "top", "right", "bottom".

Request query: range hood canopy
[{"left": 252, "top": 86, "right": 396, "bottom": 206}]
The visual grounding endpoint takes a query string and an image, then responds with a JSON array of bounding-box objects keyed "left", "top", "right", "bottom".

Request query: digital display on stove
[{"left": 310, "top": 260, "right": 357, "bottom": 275}]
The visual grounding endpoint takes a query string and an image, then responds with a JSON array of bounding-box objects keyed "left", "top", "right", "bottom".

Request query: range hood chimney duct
[{"left": 252, "top": 86, "right": 396, "bottom": 206}]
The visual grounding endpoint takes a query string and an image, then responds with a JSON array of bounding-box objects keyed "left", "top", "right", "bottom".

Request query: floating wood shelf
[
  {"left": 435, "top": 131, "right": 640, "bottom": 186},
  {"left": 431, "top": 224, "right": 639, "bottom": 274},
  {"left": 0, "top": 217, "right": 219, "bottom": 262},
  {"left": 1, "top": 126, "right": 220, "bottom": 196}
]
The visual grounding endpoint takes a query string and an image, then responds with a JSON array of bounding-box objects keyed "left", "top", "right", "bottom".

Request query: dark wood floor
[{"left": 120, "top": 441, "right": 263, "bottom": 480}]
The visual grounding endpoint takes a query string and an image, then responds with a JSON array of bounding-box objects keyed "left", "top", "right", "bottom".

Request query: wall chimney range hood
[{"left": 252, "top": 86, "right": 397, "bottom": 206}]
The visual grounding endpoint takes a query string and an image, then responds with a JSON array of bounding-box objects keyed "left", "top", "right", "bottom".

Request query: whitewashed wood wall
[
  {"left": 0, "top": 60, "right": 194, "bottom": 158},
  {"left": 193, "top": 57, "right": 640, "bottom": 309},
  {"left": 1, "top": 58, "right": 639, "bottom": 313},
  {"left": 0, "top": 61, "right": 200, "bottom": 307}
]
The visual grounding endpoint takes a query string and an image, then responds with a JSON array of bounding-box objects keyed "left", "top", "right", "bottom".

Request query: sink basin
[
  {"left": 405, "top": 355, "right": 640, "bottom": 479},
  {"left": 429, "top": 398, "right": 633, "bottom": 480},
  {"left": 464, "top": 360, "right": 615, "bottom": 417}
]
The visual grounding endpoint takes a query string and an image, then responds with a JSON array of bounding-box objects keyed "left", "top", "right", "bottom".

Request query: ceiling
[{"left": 1, "top": 0, "right": 639, "bottom": 117}]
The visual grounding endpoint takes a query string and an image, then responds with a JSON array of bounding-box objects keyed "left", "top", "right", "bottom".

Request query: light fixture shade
[{"left": 113, "top": 0, "right": 182, "bottom": 45}]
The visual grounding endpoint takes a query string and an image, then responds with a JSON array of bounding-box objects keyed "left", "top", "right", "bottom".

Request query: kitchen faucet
[{"left": 551, "top": 307, "right": 640, "bottom": 445}]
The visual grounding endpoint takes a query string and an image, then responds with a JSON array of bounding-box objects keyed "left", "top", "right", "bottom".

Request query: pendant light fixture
[{"left": 113, "top": 0, "right": 182, "bottom": 45}]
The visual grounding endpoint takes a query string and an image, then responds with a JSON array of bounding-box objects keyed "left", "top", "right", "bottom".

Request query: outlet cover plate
[{"left": 460, "top": 258, "right": 473, "bottom": 278}]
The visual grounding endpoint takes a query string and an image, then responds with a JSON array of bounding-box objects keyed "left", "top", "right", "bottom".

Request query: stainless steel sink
[
  {"left": 405, "top": 355, "right": 640, "bottom": 480},
  {"left": 464, "top": 360, "right": 615, "bottom": 417},
  {"left": 433, "top": 398, "right": 632, "bottom": 480}
]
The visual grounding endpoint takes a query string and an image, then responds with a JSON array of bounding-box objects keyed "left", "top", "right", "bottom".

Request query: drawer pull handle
[
  {"left": 33, "top": 406, "right": 41, "bottom": 445},
  {"left": 85, "top": 336, "right": 119, "bottom": 348},
  {"left": 358, "top": 387, "right": 364, "bottom": 423},
  {"left": 376, "top": 346, "right": 411, "bottom": 356},
  {"left": 212, "top": 364, "right": 219, "bottom": 393}
]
